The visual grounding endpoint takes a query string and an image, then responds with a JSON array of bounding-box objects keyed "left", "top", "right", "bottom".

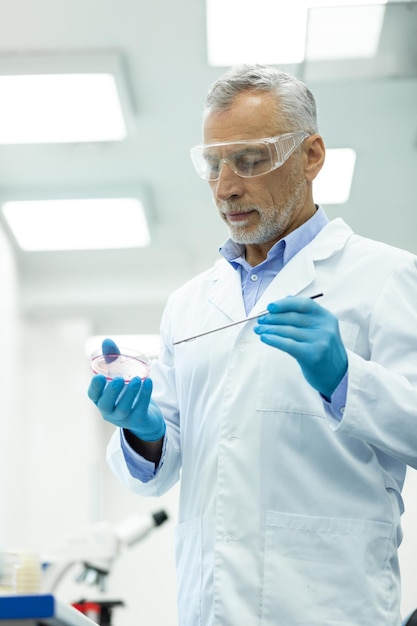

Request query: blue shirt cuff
[
  {"left": 119, "top": 429, "right": 165, "bottom": 483},
  {"left": 322, "top": 372, "right": 348, "bottom": 422}
]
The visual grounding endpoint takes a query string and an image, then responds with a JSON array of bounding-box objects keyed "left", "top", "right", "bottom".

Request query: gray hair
[{"left": 205, "top": 64, "right": 318, "bottom": 134}]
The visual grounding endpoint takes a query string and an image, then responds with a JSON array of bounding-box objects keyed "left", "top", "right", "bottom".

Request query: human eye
[
  {"left": 203, "top": 152, "right": 221, "bottom": 178},
  {"left": 234, "top": 147, "right": 270, "bottom": 175}
]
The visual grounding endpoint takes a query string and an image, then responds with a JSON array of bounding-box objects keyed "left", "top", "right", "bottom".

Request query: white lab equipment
[
  {"left": 41, "top": 509, "right": 168, "bottom": 593},
  {"left": 0, "top": 593, "right": 98, "bottom": 626},
  {"left": 0, "top": 553, "right": 18, "bottom": 595}
]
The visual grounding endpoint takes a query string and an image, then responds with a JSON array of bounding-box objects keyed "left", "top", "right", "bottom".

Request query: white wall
[
  {"left": 0, "top": 224, "right": 19, "bottom": 550},
  {"left": 0, "top": 249, "right": 179, "bottom": 625}
]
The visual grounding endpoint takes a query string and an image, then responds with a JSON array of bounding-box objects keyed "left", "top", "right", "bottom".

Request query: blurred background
[{"left": 0, "top": 1, "right": 416, "bottom": 624}]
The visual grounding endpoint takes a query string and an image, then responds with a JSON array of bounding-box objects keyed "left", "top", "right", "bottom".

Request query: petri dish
[{"left": 90, "top": 347, "right": 151, "bottom": 382}]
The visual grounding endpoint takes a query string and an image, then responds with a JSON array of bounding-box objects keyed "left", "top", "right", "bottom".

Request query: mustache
[{"left": 219, "top": 202, "right": 260, "bottom": 214}]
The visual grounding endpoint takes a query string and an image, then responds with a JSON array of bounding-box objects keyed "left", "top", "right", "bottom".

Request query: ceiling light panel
[
  {"left": 313, "top": 148, "right": 356, "bottom": 205},
  {"left": 206, "top": 0, "right": 307, "bottom": 65},
  {"left": 306, "top": 4, "right": 386, "bottom": 60},
  {"left": 0, "top": 52, "right": 133, "bottom": 144},
  {"left": 206, "top": 0, "right": 388, "bottom": 66},
  {"left": 2, "top": 197, "right": 150, "bottom": 251}
]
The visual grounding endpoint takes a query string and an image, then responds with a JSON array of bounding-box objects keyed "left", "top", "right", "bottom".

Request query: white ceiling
[{"left": 0, "top": 0, "right": 416, "bottom": 337}]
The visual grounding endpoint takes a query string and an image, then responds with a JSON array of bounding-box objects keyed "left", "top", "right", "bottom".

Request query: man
[{"left": 88, "top": 65, "right": 417, "bottom": 625}]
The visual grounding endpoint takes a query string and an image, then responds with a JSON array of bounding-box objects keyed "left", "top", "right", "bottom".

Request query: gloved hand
[
  {"left": 88, "top": 338, "right": 166, "bottom": 441},
  {"left": 254, "top": 296, "right": 348, "bottom": 399}
]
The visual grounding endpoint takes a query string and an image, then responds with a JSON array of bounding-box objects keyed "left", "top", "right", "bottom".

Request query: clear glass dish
[{"left": 90, "top": 347, "right": 151, "bottom": 382}]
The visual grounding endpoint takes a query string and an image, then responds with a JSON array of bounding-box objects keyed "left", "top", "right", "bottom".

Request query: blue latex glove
[
  {"left": 254, "top": 296, "right": 348, "bottom": 399},
  {"left": 88, "top": 338, "right": 166, "bottom": 442},
  {"left": 102, "top": 337, "right": 120, "bottom": 364}
]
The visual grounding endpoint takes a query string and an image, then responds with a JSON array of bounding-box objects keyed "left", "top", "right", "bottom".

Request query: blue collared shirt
[{"left": 219, "top": 206, "right": 329, "bottom": 314}]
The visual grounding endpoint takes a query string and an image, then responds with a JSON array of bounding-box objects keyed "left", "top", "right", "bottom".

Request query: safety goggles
[{"left": 190, "top": 131, "right": 309, "bottom": 181}]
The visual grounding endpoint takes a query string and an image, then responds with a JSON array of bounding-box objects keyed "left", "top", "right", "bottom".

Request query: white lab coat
[{"left": 108, "top": 219, "right": 417, "bottom": 626}]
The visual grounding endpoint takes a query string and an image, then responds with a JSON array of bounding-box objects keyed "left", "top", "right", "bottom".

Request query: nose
[{"left": 212, "top": 160, "right": 244, "bottom": 202}]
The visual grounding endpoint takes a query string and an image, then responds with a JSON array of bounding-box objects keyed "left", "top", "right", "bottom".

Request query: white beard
[{"left": 219, "top": 163, "right": 307, "bottom": 245}]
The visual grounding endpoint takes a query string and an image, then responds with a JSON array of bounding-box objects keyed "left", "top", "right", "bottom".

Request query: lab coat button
[{"left": 223, "top": 535, "right": 231, "bottom": 544}]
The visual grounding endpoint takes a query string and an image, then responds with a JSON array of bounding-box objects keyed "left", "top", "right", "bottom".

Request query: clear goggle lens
[{"left": 190, "top": 131, "right": 309, "bottom": 181}]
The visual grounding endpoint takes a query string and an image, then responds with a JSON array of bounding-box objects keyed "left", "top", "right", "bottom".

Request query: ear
[{"left": 304, "top": 134, "right": 325, "bottom": 182}]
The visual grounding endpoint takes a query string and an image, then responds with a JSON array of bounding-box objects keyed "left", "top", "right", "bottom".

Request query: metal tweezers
[{"left": 172, "top": 292, "right": 323, "bottom": 345}]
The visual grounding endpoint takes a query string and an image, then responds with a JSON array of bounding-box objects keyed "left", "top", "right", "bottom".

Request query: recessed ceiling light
[
  {"left": 206, "top": 0, "right": 388, "bottom": 66},
  {"left": 0, "top": 52, "right": 132, "bottom": 144},
  {"left": 313, "top": 148, "right": 356, "bottom": 205},
  {"left": 0, "top": 73, "right": 126, "bottom": 144},
  {"left": 2, "top": 197, "right": 151, "bottom": 251},
  {"left": 306, "top": 3, "right": 386, "bottom": 60},
  {"left": 206, "top": 0, "right": 307, "bottom": 65}
]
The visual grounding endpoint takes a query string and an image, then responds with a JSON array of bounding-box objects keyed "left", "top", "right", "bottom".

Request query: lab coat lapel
[
  {"left": 251, "top": 251, "right": 316, "bottom": 315},
  {"left": 249, "top": 218, "right": 354, "bottom": 314},
  {"left": 207, "top": 260, "right": 247, "bottom": 322},
  {"left": 207, "top": 218, "right": 353, "bottom": 320}
]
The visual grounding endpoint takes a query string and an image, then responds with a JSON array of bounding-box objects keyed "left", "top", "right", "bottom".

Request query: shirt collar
[{"left": 219, "top": 205, "right": 329, "bottom": 269}]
